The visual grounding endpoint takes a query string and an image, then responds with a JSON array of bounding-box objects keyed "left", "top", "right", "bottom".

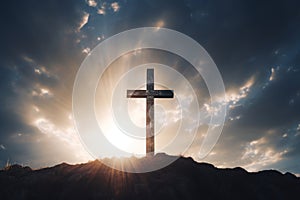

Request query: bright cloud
[
  {"left": 34, "top": 66, "right": 52, "bottom": 77},
  {"left": 35, "top": 118, "right": 77, "bottom": 146},
  {"left": 111, "top": 2, "right": 120, "bottom": 12},
  {"left": 34, "top": 68, "right": 42, "bottom": 75},
  {"left": 22, "top": 56, "right": 56, "bottom": 80},
  {"left": 155, "top": 20, "right": 165, "bottom": 30},
  {"left": 97, "top": 8, "right": 106, "bottom": 15},
  {"left": 269, "top": 67, "right": 276, "bottom": 81},
  {"left": 198, "top": 76, "right": 255, "bottom": 125},
  {"left": 78, "top": 12, "right": 89, "bottom": 30},
  {"left": 32, "top": 87, "right": 53, "bottom": 98},
  {"left": 86, "top": 0, "right": 97, "bottom": 7},
  {"left": 282, "top": 133, "right": 288, "bottom": 138},
  {"left": 34, "top": 118, "right": 91, "bottom": 160},
  {"left": 226, "top": 76, "right": 255, "bottom": 106},
  {"left": 82, "top": 47, "right": 91, "bottom": 54},
  {"left": 229, "top": 115, "right": 241, "bottom": 121},
  {"left": 97, "top": 3, "right": 107, "bottom": 15},
  {"left": 241, "top": 137, "right": 287, "bottom": 171}
]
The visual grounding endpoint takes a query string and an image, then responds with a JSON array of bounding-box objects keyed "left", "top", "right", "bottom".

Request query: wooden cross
[{"left": 127, "top": 69, "right": 174, "bottom": 155}]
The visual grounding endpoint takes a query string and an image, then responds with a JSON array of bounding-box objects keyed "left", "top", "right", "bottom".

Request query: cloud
[
  {"left": 97, "top": 8, "right": 106, "bottom": 15},
  {"left": 269, "top": 67, "right": 276, "bottom": 81},
  {"left": 86, "top": 0, "right": 97, "bottom": 7},
  {"left": 34, "top": 118, "right": 78, "bottom": 146},
  {"left": 82, "top": 47, "right": 91, "bottom": 54},
  {"left": 0, "top": 144, "right": 6, "bottom": 150},
  {"left": 155, "top": 20, "right": 165, "bottom": 30},
  {"left": 34, "top": 117, "right": 91, "bottom": 160},
  {"left": 0, "top": 0, "right": 86, "bottom": 67},
  {"left": 227, "top": 76, "right": 255, "bottom": 104},
  {"left": 237, "top": 67, "right": 300, "bottom": 129},
  {"left": 0, "top": 0, "right": 89, "bottom": 167},
  {"left": 78, "top": 12, "right": 90, "bottom": 31},
  {"left": 241, "top": 137, "right": 287, "bottom": 172},
  {"left": 31, "top": 87, "right": 53, "bottom": 98},
  {"left": 111, "top": 2, "right": 120, "bottom": 12}
]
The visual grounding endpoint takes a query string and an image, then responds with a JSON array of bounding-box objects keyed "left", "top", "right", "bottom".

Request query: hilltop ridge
[{"left": 0, "top": 154, "right": 299, "bottom": 200}]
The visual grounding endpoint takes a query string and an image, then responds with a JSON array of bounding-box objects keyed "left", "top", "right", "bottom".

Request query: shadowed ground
[{"left": 0, "top": 154, "right": 299, "bottom": 200}]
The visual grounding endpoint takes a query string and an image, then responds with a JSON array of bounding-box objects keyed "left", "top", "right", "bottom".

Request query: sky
[{"left": 0, "top": 0, "right": 300, "bottom": 175}]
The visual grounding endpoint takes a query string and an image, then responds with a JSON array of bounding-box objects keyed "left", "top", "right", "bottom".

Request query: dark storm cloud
[
  {"left": 0, "top": 57, "right": 61, "bottom": 166},
  {"left": 79, "top": 0, "right": 192, "bottom": 48},
  {"left": 0, "top": 0, "right": 88, "bottom": 133},
  {"left": 237, "top": 67, "right": 300, "bottom": 129},
  {"left": 0, "top": 65, "right": 37, "bottom": 138},
  {"left": 180, "top": 0, "right": 300, "bottom": 132},
  {"left": 183, "top": 0, "right": 300, "bottom": 85},
  {"left": 0, "top": 0, "right": 87, "bottom": 66},
  {"left": 0, "top": 0, "right": 89, "bottom": 165}
]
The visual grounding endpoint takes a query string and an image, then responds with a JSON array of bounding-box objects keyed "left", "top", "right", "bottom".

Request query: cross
[{"left": 127, "top": 69, "right": 174, "bottom": 156}]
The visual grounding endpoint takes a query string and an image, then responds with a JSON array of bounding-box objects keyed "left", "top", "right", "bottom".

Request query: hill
[{"left": 0, "top": 154, "right": 299, "bottom": 200}]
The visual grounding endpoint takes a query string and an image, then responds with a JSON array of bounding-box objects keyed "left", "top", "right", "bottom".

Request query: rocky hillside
[{"left": 0, "top": 154, "right": 299, "bottom": 200}]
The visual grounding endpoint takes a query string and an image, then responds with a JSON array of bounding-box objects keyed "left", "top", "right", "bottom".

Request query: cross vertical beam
[
  {"left": 127, "top": 69, "right": 174, "bottom": 156},
  {"left": 146, "top": 69, "right": 154, "bottom": 155}
]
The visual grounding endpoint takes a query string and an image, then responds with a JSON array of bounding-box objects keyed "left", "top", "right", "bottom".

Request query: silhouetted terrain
[{"left": 0, "top": 154, "right": 299, "bottom": 200}]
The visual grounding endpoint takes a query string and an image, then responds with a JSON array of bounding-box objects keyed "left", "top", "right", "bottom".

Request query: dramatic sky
[{"left": 1, "top": 0, "right": 300, "bottom": 175}]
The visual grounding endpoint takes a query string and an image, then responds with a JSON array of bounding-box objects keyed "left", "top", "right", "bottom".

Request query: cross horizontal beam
[{"left": 127, "top": 90, "right": 174, "bottom": 98}]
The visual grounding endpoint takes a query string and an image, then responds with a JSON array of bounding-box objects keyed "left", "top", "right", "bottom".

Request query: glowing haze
[{"left": 0, "top": 0, "right": 300, "bottom": 176}]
